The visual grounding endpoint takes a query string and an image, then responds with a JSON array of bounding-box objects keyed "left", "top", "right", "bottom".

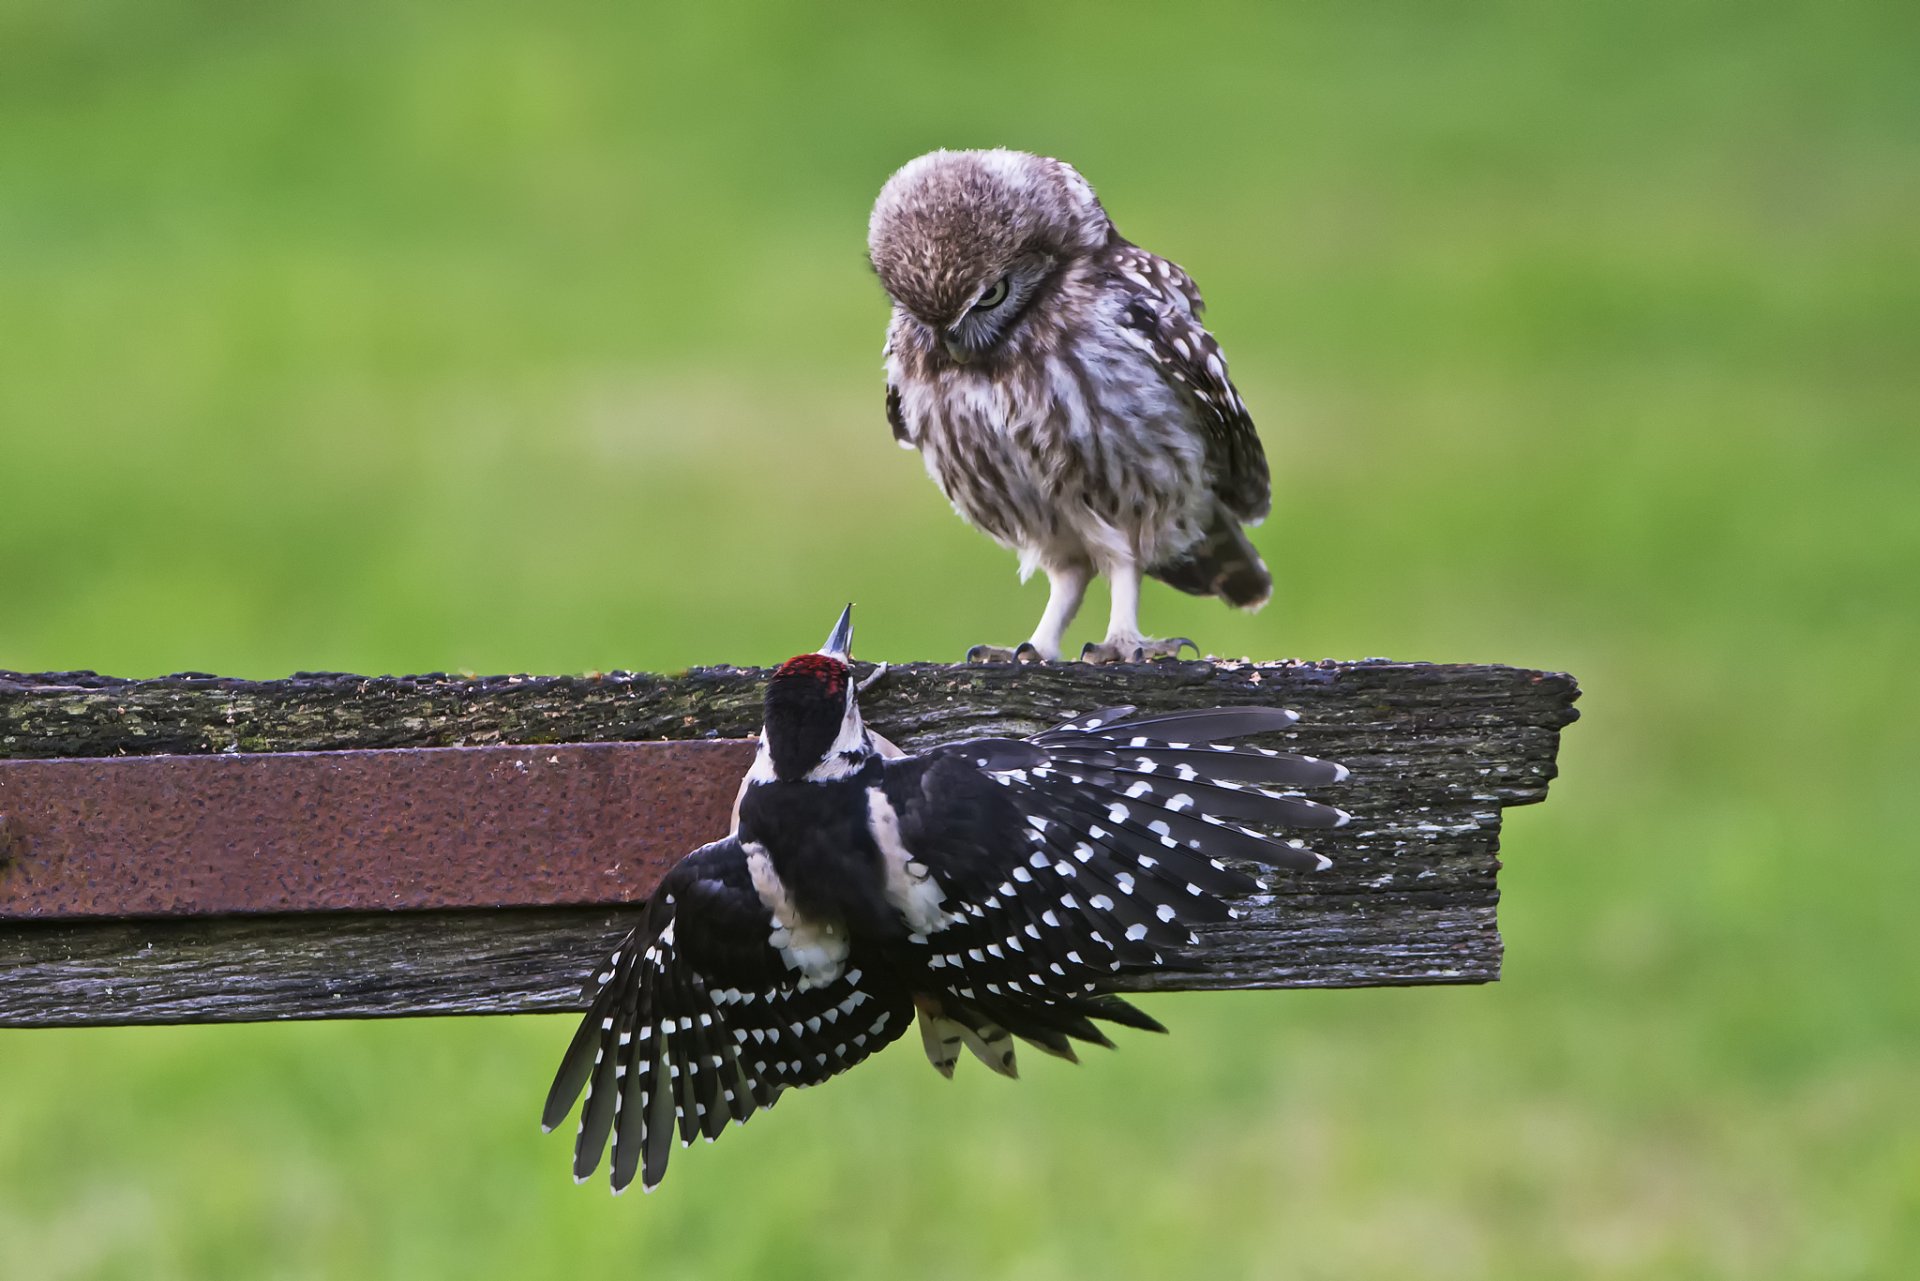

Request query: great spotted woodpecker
[{"left": 543, "top": 605, "right": 1349, "bottom": 1192}]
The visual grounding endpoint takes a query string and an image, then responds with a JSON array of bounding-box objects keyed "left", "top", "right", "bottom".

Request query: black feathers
[{"left": 545, "top": 672, "right": 1346, "bottom": 1194}]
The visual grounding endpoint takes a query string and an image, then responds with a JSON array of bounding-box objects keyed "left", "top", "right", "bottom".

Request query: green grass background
[{"left": 2, "top": 1, "right": 1915, "bottom": 1276}]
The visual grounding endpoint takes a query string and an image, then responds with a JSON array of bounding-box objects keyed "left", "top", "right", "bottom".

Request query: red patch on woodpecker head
[{"left": 772, "top": 652, "right": 848, "bottom": 694}]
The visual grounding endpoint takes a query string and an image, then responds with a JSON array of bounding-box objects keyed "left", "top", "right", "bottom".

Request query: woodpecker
[{"left": 543, "top": 605, "right": 1348, "bottom": 1192}]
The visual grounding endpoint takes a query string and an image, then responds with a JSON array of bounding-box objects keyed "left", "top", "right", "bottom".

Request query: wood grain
[{"left": 0, "top": 659, "right": 1579, "bottom": 1026}]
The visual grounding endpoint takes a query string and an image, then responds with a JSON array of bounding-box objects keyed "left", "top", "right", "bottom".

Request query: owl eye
[{"left": 972, "top": 278, "right": 1010, "bottom": 312}]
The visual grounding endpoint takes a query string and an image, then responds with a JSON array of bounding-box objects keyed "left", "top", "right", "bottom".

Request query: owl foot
[
  {"left": 965, "top": 642, "right": 1046, "bottom": 665},
  {"left": 1079, "top": 636, "right": 1199, "bottom": 665}
]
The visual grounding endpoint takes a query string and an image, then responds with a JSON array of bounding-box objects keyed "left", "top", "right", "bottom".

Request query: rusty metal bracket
[{"left": 0, "top": 740, "right": 756, "bottom": 921}]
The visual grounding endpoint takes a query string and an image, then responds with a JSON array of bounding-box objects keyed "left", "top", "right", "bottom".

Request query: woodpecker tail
[{"left": 1149, "top": 504, "right": 1271, "bottom": 610}]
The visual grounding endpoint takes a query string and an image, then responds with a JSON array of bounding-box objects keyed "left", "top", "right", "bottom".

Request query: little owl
[{"left": 868, "top": 148, "right": 1274, "bottom": 663}]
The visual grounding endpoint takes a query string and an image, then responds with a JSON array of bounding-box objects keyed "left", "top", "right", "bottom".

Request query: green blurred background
[{"left": 2, "top": 1, "right": 1915, "bottom": 1276}]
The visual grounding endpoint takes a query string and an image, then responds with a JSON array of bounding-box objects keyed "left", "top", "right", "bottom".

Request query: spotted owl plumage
[{"left": 869, "top": 148, "right": 1273, "bottom": 663}]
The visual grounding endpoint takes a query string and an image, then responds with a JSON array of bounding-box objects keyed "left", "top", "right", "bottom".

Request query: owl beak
[{"left": 943, "top": 337, "right": 972, "bottom": 364}]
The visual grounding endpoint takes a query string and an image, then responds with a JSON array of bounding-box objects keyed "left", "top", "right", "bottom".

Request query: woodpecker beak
[{"left": 819, "top": 604, "right": 854, "bottom": 660}]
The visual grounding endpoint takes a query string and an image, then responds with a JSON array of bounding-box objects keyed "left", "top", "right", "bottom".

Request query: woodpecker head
[{"left": 760, "top": 604, "right": 871, "bottom": 782}]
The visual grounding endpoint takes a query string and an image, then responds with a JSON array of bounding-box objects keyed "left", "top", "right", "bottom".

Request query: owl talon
[
  {"left": 1079, "top": 637, "right": 1200, "bottom": 665},
  {"left": 967, "top": 643, "right": 1049, "bottom": 665}
]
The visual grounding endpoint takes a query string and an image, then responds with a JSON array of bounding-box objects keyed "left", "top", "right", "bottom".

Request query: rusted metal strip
[{"left": 0, "top": 740, "right": 757, "bottom": 921}]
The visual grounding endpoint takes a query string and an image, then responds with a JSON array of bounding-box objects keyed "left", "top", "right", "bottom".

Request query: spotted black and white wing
[
  {"left": 1107, "top": 240, "right": 1270, "bottom": 523},
  {"left": 883, "top": 703, "right": 1345, "bottom": 1071},
  {"left": 542, "top": 835, "right": 913, "bottom": 1193}
]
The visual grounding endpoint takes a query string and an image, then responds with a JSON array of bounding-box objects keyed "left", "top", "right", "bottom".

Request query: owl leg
[
  {"left": 967, "top": 563, "right": 1087, "bottom": 664},
  {"left": 1079, "top": 557, "right": 1197, "bottom": 664},
  {"left": 1025, "top": 563, "right": 1091, "bottom": 661}
]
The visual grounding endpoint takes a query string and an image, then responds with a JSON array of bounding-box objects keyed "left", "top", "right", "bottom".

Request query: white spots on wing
[
  {"left": 1126, "top": 924, "right": 1148, "bottom": 941},
  {"left": 1156, "top": 904, "right": 1177, "bottom": 922},
  {"left": 1106, "top": 803, "right": 1130, "bottom": 823}
]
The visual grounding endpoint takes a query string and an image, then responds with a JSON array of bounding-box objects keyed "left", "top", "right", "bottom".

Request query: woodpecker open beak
[{"left": 820, "top": 604, "right": 854, "bottom": 660}]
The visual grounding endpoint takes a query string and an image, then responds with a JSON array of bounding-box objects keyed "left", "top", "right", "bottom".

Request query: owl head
[{"left": 868, "top": 149, "right": 1111, "bottom": 364}]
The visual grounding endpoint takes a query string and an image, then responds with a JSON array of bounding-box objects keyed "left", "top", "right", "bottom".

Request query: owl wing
[
  {"left": 542, "top": 835, "right": 913, "bottom": 1193},
  {"left": 1107, "top": 242, "right": 1271, "bottom": 523},
  {"left": 885, "top": 381, "right": 911, "bottom": 445},
  {"left": 882, "top": 323, "right": 917, "bottom": 447}
]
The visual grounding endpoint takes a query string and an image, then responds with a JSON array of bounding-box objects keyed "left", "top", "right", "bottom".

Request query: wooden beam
[{"left": 0, "top": 659, "right": 1579, "bottom": 1027}]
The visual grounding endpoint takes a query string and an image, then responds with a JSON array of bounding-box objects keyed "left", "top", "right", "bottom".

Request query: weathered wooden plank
[{"left": 0, "top": 659, "right": 1579, "bottom": 1026}]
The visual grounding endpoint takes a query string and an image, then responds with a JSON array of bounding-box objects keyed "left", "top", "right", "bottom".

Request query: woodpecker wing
[
  {"left": 1107, "top": 241, "right": 1271, "bottom": 524},
  {"left": 543, "top": 835, "right": 913, "bottom": 1193},
  {"left": 877, "top": 703, "right": 1344, "bottom": 1070}
]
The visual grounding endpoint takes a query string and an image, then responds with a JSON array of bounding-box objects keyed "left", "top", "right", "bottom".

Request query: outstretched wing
[
  {"left": 542, "top": 836, "right": 913, "bottom": 1193},
  {"left": 1106, "top": 241, "right": 1271, "bottom": 523},
  {"left": 880, "top": 705, "right": 1346, "bottom": 1065}
]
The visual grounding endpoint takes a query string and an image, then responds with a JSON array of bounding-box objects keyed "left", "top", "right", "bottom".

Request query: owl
[{"left": 869, "top": 148, "right": 1272, "bottom": 663}]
